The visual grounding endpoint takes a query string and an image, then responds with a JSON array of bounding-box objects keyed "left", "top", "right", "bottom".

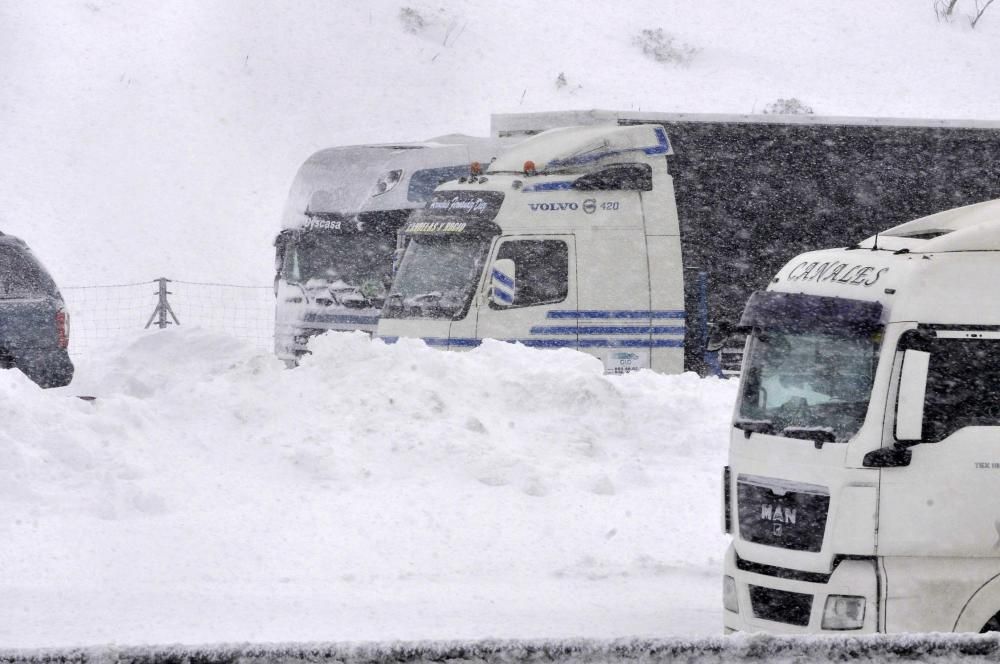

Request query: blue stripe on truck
[
  {"left": 546, "top": 310, "right": 685, "bottom": 320},
  {"left": 492, "top": 269, "right": 515, "bottom": 289},
  {"left": 522, "top": 181, "right": 575, "bottom": 192},
  {"left": 303, "top": 313, "right": 380, "bottom": 325},
  {"left": 379, "top": 337, "right": 684, "bottom": 349},
  {"left": 531, "top": 325, "right": 685, "bottom": 335}
]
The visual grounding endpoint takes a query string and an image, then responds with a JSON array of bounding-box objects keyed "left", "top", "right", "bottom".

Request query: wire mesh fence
[{"left": 62, "top": 278, "right": 275, "bottom": 357}]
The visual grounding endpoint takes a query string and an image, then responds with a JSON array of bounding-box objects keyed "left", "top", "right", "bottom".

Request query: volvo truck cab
[
  {"left": 376, "top": 124, "right": 690, "bottom": 374},
  {"left": 723, "top": 198, "right": 1000, "bottom": 634}
]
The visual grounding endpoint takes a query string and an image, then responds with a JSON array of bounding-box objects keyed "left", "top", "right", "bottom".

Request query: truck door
[
  {"left": 878, "top": 331, "right": 1000, "bottom": 558},
  {"left": 475, "top": 235, "right": 578, "bottom": 351}
]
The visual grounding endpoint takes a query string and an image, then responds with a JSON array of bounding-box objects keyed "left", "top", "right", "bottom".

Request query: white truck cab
[
  {"left": 375, "top": 124, "right": 688, "bottom": 374},
  {"left": 274, "top": 136, "right": 507, "bottom": 362},
  {"left": 723, "top": 198, "right": 1000, "bottom": 634}
]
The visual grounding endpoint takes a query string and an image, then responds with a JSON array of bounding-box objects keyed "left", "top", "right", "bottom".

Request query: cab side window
[
  {"left": 493, "top": 239, "right": 568, "bottom": 308},
  {"left": 921, "top": 338, "right": 1000, "bottom": 443}
]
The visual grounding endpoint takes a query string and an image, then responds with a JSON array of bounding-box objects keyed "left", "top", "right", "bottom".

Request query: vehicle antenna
[{"left": 872, "top": 231, "right": 880, "bottom": 251}]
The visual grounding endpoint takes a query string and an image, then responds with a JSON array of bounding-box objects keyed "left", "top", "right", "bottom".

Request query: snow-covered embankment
[{"left": 0, "top": 330, "right": 736, "bottom": 646}]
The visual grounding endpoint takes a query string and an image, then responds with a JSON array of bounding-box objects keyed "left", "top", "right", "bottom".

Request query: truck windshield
[
  {"left": 738, "top": 328, "right": 881, "bottom": 443},
  {"left": 281, "top": 230, "right": 396, "bottom": 301},
  {"left": 383, "top": 235, "right": 492, "bottom": 320}
]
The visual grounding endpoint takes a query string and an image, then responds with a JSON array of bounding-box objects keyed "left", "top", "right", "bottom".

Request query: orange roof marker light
[
  {"left": 523, "top": 160, "right": 537, "bottom": 176},
  {"left": 470, "top": 161, "right": 483, "bottom": 176}
]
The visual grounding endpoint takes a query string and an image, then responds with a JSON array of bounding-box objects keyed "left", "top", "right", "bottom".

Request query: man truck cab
[
  {"left": 723, "top": 198, "right": 1000, "bottom": 634},
  {"left": 274, "top": 136, "right": 507, "bottom": 363},
  {"left": 376, "top": 124, "right": 689, "bottom": 374}
]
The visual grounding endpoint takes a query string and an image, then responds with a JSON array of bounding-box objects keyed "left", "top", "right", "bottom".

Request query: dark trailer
[{"left": 494, "top": 110, "right": 1000, "bottom": 373}]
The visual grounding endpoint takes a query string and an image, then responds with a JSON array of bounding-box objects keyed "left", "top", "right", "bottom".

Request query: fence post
[{"left": 144, "top": 278, "right": 181, "bottom": 329}]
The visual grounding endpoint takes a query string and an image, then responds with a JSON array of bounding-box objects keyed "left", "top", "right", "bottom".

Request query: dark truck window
[
  {"left": 0, "top": 245, "right": 56, "bottom": 298},
  {"left": 407, "top": 166, "right": 473, "bottom": 202},
  {"left": 493, "top": 239, "right": 568, "bottom": 309},
  {"left": 919, "top": 338, "right": 1000, "bottom": 443},
  {"left": 282, "top": 230, "right": 396, "bottom": 287}
]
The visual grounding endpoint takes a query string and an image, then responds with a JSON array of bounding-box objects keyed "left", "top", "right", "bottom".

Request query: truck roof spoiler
[{"left": 859, "top": 198, "right": 1000, "bottom": 251}]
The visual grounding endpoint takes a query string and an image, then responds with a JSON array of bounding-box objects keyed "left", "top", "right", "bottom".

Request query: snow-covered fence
[
  {"left": 62, "top": 278, "right": 274, "bottom": 356},
  {"left": 4, "top": 635, "right": 1000, "bottom": 664}
]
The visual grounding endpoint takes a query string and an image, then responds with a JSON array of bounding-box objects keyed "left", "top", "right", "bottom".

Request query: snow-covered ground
[{"left": 0, "top": 329, "right": 735, "bottom": 647}]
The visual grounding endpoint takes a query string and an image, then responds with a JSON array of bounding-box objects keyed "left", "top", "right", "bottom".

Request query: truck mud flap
[{"left": 5, "top": 635, "right": 1000, "bottom": 664}]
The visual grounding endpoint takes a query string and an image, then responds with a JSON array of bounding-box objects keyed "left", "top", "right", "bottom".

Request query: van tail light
[{"left": 56, "top": 309, "right": 70, "bottom": 349}]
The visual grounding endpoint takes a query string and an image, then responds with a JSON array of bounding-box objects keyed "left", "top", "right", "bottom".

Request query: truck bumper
[
  {"left": 274, "top": 322, "right": 375, "bottom": 364},
  {"left": 723, "top": 543, "right": 879, "bottom": 634},
  {"left": 11, "top": 348, "right": 74, "bottom": 388}
]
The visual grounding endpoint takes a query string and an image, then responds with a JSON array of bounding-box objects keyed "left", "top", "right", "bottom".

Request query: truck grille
[
  {"left": 737, "top": 474, "right": 829, "bottom": 552},
  {"left": 748, "top": 585, "right": 813, "bottom": 626}
]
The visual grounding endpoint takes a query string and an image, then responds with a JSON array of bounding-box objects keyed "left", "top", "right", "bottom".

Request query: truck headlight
[
  {"left": 723, "top": 575, "right": 739, "bottom": 613},
  {"left": 822, "top": 595, "right": 865, "bottom": 630},
  {"left": 372, "top": 169, "right": 403, "bottom": 196}
]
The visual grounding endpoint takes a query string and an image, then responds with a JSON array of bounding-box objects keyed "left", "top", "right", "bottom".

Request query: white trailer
[
  {"left": 274, "top": 136, "right": 508, "bottom": 362},
  {"left": 722, "top": 198, "right": 1000, "bottom": 633}
]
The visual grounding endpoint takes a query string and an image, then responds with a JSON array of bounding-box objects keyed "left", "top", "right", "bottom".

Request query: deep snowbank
[{"left": 0, "top": 329, "right": 736, "bottom": 647}]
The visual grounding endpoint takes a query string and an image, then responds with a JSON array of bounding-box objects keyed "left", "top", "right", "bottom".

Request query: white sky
[{"left": 1, "top": 1, "right": 997, "bottom": 285}]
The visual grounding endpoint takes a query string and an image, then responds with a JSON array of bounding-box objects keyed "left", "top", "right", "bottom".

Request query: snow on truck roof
[
  {"left": 281, "top": 136, "right": 508, "bottom": 230},
  {"left": 856, "top": 198, "right": 1000, "bottom": 252},
  {"left": 488, "top": 124, "right": 671, "bottom": 174}
]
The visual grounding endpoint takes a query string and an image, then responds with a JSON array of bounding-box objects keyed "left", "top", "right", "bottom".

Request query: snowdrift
[{"left": 0, "top": 329, "right": 735, "bottom": 646}]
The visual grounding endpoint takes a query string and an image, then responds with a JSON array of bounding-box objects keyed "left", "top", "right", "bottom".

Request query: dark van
[{"left": 0, "top": 232, "right": 73, "bottom": 387}]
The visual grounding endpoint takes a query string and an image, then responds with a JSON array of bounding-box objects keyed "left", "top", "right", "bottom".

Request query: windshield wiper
[
  {"left": 410, "top": 291, "right": 444, "bottom": 302},
  {"left": 734, "top": 418, "right": 775, "bottom": 438},
  {"left": 781, "top": 426, "right": 836, "bottom": 449}
]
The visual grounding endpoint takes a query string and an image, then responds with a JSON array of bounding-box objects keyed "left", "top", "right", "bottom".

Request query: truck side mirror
[
  {"left": 393, "top": 230, "right": 408, "bottom": 276},
  {"left": 274, "top": 233, "right": 289, "bottom": 296},
  {"left": 490, "top": 258, "right": 516, "bottom": 307},
  {"left": 706, "top": 321, "right": 735, "bottom": 353},
  {"left": 274, "top": 233, "right": 288, "bottom": 272},
  {"left": 392, "top": 247, "right": 406, "bottom": 276},
  {"left": 895, "top": 349, "right": 930, "bottom": 442}
]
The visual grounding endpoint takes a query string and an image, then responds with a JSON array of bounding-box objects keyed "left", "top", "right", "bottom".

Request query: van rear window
[
  {"left": 407, "top": 166, "right": 473, "bottom": 202},
  {"left": 0, "top": 245, "right": 57, "bottom": 298}
]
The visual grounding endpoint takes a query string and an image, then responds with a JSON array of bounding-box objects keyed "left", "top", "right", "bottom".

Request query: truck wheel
[{"left": 981, "top": 612, "right": 1000, "bottom": 633}]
